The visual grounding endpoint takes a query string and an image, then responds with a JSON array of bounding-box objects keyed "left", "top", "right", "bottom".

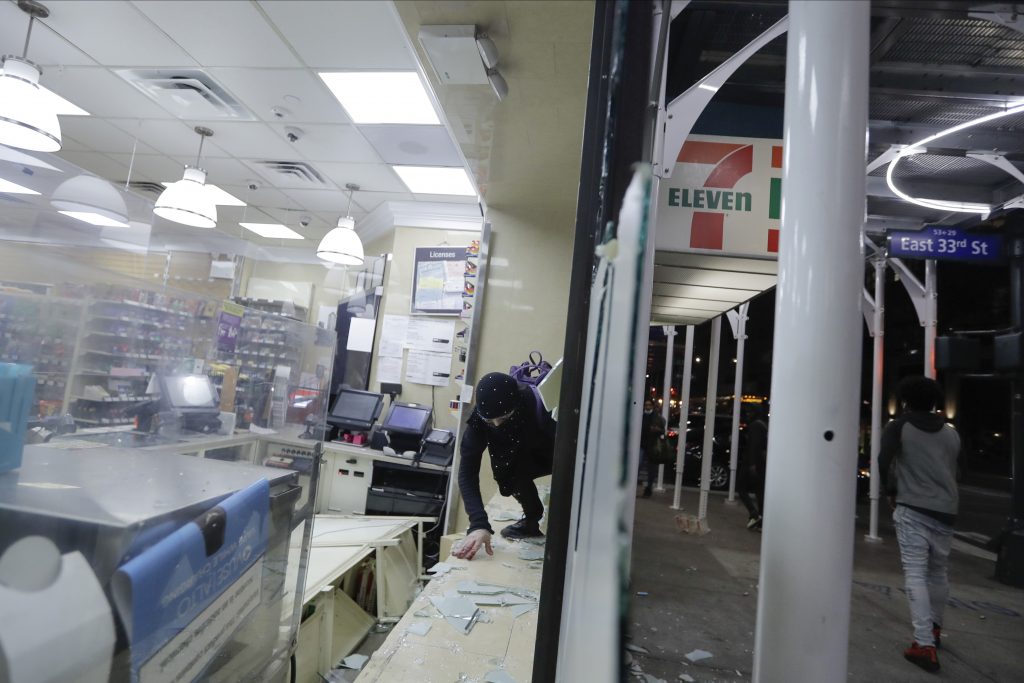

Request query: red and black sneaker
[
  {"left": 904, "top": 641, "right": 940, "bottom": 673},
  {"left": 932, "top": 623, "right": 942, "bottom": 650}
]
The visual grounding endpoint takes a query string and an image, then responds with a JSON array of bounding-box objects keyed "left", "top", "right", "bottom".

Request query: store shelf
[
  {"left": 94, "top": 299, "right": 194, "bottom": 318},
  {"left": 73, "top": 417, "right": 134, "bottom": 426}
]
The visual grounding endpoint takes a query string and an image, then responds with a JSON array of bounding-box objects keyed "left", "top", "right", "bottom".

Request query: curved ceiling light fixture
[
  {"left": 154, "top": 126, "right": 217, "bottom": 228},
  {"left": 885, "top": 102, "right": 1024, "bottom": 215},
  {"left": 0, "top": 0, "right": 61, "bottom": 152},
  {"left": 316, "top": 183, "right": 364, "bottom": 266},
  {"left": 51, "top": 174, "right": 129, "bottom": 227}
]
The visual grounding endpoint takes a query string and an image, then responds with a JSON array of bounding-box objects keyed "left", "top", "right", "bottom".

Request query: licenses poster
[{"left": 411, "top": 246, "right": 466, "bottom": 315}]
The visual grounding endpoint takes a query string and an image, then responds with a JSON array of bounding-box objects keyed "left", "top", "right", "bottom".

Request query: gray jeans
[{"left": 893, "top": 505, "right": 953, "bottom": 646}]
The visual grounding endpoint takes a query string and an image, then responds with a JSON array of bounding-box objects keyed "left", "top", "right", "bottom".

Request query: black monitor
[
  {"left": 159, "top": 374, "right": 219, "bottom": 414},
  {"left": 381, "top": 402, "right": 432, "bottom": 440},
  {"left": 327, "top": 388, "right": 384, "bottom": 432}
]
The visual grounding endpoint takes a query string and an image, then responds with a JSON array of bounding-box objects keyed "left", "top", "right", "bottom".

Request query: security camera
[
  {"left": 247, "top": 182, "right": 259, "bottom": 191},
  {"left": 285, "top": 126, "right": 303, "bottom": 143},
  {"left": 299, "top": 216, "right": 311, "bottom": 228}
]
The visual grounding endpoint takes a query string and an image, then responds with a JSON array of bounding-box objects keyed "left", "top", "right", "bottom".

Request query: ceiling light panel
[
  {"left": 240, "top": 222, "right": 304, "bottom": 239},
  {"left": 59, "top": 210, "right": 129, "bottom": 227},
  {"left": 393, "top": 165, "right": 477, "bottom": 196},
  {"left": 318, "top": 72, "right": 440, "bottom": 125},
  {"left": 0, "top": 178, "right": 41, "bottom": 195}
]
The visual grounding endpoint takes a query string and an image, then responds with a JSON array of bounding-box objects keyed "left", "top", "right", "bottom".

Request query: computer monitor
[
  {"left": 327, "top": 388, "right": 384, "bottom": 432},
  {"left": 381, "top": 402, "right": 432, "bottom": 445},
  {"left": 159, "top": 374, "right": 219, "bottom": 414}
]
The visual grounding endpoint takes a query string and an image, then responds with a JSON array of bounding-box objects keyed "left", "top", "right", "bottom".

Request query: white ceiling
[{"left": 0, "top": 0, "right": 484, "bottom": 250}]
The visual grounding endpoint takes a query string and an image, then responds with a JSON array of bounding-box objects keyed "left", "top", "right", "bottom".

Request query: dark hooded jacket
[{"left": 458, "top": 383, "right": 556, "bottom": 533}]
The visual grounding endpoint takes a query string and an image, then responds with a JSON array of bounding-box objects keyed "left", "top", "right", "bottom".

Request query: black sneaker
[
  {"left": 642, "top": 486, "right": 653, "bottom": 498},
  {"left": 500, "top": 518, "right": 544, "bottom": 539}
]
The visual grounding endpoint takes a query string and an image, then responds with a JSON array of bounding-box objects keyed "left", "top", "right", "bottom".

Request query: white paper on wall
[
  {"left": 345, "top": 317, "right": 376, "bottom": 353},
  {"left": 406, "top": 319, "right": 455, "bottom": 354},
  {"left": 379, "top": 314, "right": 409, "bottom": 358},
  {"left": 405, "top": 350, "right": 452, "bottom": 387},
  {"left": 377, "top": 356, "right": 403, "bottom": 384}
]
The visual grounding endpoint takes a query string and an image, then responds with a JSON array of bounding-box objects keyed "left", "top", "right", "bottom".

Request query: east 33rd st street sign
[{"left": 887, "top": 226, "right": 1004, "bottom": 263}]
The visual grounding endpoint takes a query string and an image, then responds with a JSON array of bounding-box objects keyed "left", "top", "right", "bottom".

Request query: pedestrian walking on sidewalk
[
  {"left": 880, "top": 375, "right": 960, "bottom": 674},
  {"left": 737, "top": 404, "right": 768, "bottom": 530},
  {"left": 640, "top": 399, "right": 666, "bottom": 498}
]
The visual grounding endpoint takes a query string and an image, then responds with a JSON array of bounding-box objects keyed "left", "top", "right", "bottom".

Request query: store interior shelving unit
[
  {"left": 0, "top": 288, "right": 83, "bottom": 421},
  {"left": 63, "top": 286, "right": 206, "bottom": 427}
]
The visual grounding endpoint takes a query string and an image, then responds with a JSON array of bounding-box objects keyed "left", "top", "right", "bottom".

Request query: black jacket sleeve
[
  {"left": 458, "top": 419, "right": 493, "bottom": 533},
  {"left": 878, "top": 418, "right": 903, "bottom": 495}
]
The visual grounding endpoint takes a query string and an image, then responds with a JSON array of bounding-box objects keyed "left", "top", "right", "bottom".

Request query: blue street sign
[{"left": 888, "top": 226, "right": 1004, "bottom": 263}]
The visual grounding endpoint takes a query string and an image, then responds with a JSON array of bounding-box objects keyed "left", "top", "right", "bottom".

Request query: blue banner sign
[{"left": 888, "top": 227, "right": 1004, "bottom": 263}]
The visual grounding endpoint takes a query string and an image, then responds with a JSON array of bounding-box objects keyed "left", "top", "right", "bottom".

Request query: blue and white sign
[
  {"left": 888, "top": 227, "right": 1003, "bottom": 263},
  {"left": 112, "top": 479, "right": 269, "bottom": 683}
]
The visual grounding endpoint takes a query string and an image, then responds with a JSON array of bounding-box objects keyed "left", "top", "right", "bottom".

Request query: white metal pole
[
  {"left": 658, "top": 326, "right": 677, "bottom": 492},
  {"left": 727, "top": 303, "right": 749, "bottom": 503},
  {"left": 752, "top": 3, "right": 869, "bottom": 683},
  {"left": 924, "top": 259, "right": 937, "bottom": 379},
  {"left": 697, "top": 317, "right": 722, "bottom": 523},
  {"left": 671, "top": 325, "right": 695, "bottom": 510},
  {"left": 867, "top": 257, "right": 885, "bottom": 543}
]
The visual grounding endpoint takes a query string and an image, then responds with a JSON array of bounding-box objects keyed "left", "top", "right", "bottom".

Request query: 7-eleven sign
[{"left": 655, "top": 134, "right": 783, "bottom": 257}]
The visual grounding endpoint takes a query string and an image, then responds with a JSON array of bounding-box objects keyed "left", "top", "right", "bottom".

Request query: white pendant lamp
[
  {"left": 0, "top": 1, "right": 61, "bottom": 152},
  {"left": 154, "top": 126, "right": 217, "bottom": 228},
  {"left": 51, "top": 174, "right": 129, "bottom": 227},
  {"left": 317, "top": 183, "right": 365, "bottom": 265}
]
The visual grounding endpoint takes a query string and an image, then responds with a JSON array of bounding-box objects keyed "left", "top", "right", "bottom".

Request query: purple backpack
[{"left": 509, "top": 351, "right": 553, "bottom": 386}]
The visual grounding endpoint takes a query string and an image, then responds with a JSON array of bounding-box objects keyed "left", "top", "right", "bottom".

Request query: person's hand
[{"left": 452, "top": 529, "right": 492, "bottom": 561}]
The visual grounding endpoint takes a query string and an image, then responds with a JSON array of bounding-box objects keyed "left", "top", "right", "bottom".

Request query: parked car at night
[{"left": 664, "top": 414, "right": 740, "bottom": 491}]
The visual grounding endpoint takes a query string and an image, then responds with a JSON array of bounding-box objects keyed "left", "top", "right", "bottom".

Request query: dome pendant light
[
  {"left": 154, "top": 126, "right": 218, "bottom": 228},
  {"left": 317, "top": 183, "right": 365, "bottom": 265},
  {"left": 0, "top": 1, "right": 61, "bottom": 152}
]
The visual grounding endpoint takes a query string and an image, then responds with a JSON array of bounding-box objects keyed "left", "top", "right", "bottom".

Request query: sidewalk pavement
[{"left": 626, "top": 487, "right": 1024, "bottom": 682}]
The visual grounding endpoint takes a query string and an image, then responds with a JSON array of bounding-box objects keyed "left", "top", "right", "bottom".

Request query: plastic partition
[{"left": 0, "top": 270, "right": 335, "bottom": 683}]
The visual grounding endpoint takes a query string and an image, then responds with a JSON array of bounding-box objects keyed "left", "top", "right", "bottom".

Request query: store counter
[{"left": 355, "top": 496, "right": 542, "bottom": 683}]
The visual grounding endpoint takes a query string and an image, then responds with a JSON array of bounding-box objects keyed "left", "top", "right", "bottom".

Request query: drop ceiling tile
[
  {"left": 132, "top": 1, "right": 301, "bottom": 68},
  {"left": 55, "top": 151, "right": 130, "bottom": 181},
  {"left": 196, "top": 157, "right": 255, "bottom": 187},
  {"left": 59, "top": 118, "right": 160, "bottom": 156},
  {"left": 105, "top": 154, "right": 183, "bottom": 184},
  {"left": 218, "top": 184, "right": 302, "bottom": 211},
  {"left": 279, "top": 189, "right": 349, "bottom": 213},
  {"left": 259, "top": 0, "right": 416, "bottom": 69},
  {"left": 206, "top": 68, "right": 351, "bottom": 125},
  {"left": 414, "top": 193, "right": 480, "bottom": 204},
  {"left": 40, "top": 1, "right": 199, "bottom": 67},
  {"left": 107, "top": 119, "right": 226, "bottom": 159},
  {"left": 186, "top": 121, "right": 297, "bottom": 160},
  {"left": 351, "top": 191, "right": 415, "bottom": 213},
  {"left": 0, "top": 4, "right": 96, "bottom": 67},
  {"left": 316, "top": 162, "right": 408, "bottom": 193},
  {"left": 359, "top": 125, "right": 462, "bottom": 166},
  {"left": 276, "top": 124, "right": 381, "bottom": 164},
  {"left": 37, "top": 67, "right": 173, "bottom": 120}
]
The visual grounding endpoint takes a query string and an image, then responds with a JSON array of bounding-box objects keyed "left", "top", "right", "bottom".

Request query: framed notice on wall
[{"left": 411, "top": 246, "right": 466, "bottom": 316}]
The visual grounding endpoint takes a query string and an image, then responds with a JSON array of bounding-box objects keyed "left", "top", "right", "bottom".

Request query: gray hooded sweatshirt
[{"left": 879, "top": 411, "right": 960, "bottom": 526}]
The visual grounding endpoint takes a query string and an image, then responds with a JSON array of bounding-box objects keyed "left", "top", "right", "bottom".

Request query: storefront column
[
  {"left": 658, "top": 326, "right": 677, "bottom": 491},
  {"left": 671, "top": 325, "right": 695, "bottom": 510},
  {"left": 752, "top": 2, "right": 869, "bottom": 682}
]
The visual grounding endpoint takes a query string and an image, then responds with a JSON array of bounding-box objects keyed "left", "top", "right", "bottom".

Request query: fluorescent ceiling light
[
  {"left": 0, "top": 177, "right": 40, "bottom": 195},
  {"left": 37, "top": 85, "right": 89, "bottom": 116},
  {"left": 393, "top": 165, "right": 477, "bottom": 196},
  {"left": 160, "top": 181, "right": 245, "bottom": 206},
  {"left": 240, "top": 222, "right": 304, "bottom": 239},
  {"left": 318, "top": 72, "right": 440, "bottom": 125},
  {"left": 59, "top": 210, "right": 130, "bottom": 228}
]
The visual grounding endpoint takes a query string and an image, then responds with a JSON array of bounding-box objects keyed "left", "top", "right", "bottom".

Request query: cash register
[
  {"left": 158, "top": 373, "right": 222, "bottom": 434},
  {"left": 325, "top": 388, "right": 384, "bottom": 444}
]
